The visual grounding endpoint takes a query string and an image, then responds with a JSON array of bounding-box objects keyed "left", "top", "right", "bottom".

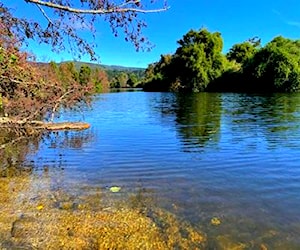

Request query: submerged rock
[
  {"left": 11, "top": 215, "right": 37, "bottom": 239},
  {"left": 215, "top": 235, "right": 247, "bottom": 250},
  {"left": 58, "top": 201, "right": 75, "bottom": 210}
]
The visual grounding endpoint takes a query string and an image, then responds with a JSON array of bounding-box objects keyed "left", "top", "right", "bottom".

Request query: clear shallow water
[{"left": 28, "top": 92, "right": 300, "bottom": 248}]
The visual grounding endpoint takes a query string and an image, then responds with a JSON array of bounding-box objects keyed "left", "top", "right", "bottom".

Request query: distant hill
[
  {"left": 70, "top": 61, "right": 145, "bottom": 72},
  {"left": 34, "top": 61, "right": 145, "bottom": 72},
  {"left": 33, "top": 60, "right": 145, "bottom": 84},
  {"left": 69, "top": 61, "right": 145, "bottom": 81}
]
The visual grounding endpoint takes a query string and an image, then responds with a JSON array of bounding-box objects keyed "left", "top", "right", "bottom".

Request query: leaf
[
  {"left": 36, "top": 205, "right": 44, "bottom": 210},
  {"left": 109, "top": 186, "right": 121, "bottom": 193},
  {"left": 10, "top": 54, "right": 17, "bottom": 63},
  {"left": 210, "top": 217, "right": 221, "bottom": 226}
]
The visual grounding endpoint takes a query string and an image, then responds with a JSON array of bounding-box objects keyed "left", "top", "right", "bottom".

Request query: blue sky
[{"left": 6, "top": 0, "right": 300, "bottom": 68}]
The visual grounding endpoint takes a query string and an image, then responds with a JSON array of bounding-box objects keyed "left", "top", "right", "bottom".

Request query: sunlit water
[{"left": 27, "top": 91, "right": 300, "bottom": 248}]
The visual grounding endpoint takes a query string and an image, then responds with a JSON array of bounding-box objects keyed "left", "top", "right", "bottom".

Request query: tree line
[{"left": 143, "top": 28, "right": 300, "bottom": 93}]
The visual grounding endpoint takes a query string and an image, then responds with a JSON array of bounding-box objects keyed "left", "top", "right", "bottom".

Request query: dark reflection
[
  {"left": 45, "top": 130, "right": 94, "bottom": 149},
  {"left": 151, "top": 92, "right": 222, "bottom": 151},
  {"left": 0, "top": 129, "right": 94, "bottom": 178},
  {"left": 224, "top": 93, "right": 300, "bottom": 148},
  {"left": 0, "top": 128, "right": 42, "bottom": 177},
  {"left": 175, "top": 93, "right": 222, "bottom": 151}
]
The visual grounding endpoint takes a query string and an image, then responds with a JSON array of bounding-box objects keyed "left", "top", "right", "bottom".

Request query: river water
[{"left": 27, "top": 91, "right": 300, "bottom": 248}]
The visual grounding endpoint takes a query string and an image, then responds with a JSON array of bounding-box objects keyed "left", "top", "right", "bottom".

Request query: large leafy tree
[
  {"left": 171, "top": 28, "right": 226, "bottom": 91},
  {"left": 143, "top": 54, "right": 173, "bottom": 91},
  {"left": 0, "top": 0, "right": 168, "bottom": 60},
  {"left": 226, "top": 39, "right": 259, "bottom": 65},
  {"left": 208, "top": 38, "right": 260, "bottom": 92},
  {"left": 244, "top": 36, "right": 300, "bottom": 92},
  {"left": 143, "top": 29, "right": 226, "bottom": 92}
]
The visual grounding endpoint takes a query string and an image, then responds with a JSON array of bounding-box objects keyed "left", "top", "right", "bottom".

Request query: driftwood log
[
  {"left": 40, "top": 122, "right": 90, "bottom": 130},
  {"left": 0, "top": 118, "right": 90, "bottom": 131},
  {"left": 0, "top": 118, "right": 90, "bottom": 150}
]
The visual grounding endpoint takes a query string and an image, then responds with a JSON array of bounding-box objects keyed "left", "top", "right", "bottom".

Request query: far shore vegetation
[{"left": 143, "top": 28, "right": 300, "bottom": 93}]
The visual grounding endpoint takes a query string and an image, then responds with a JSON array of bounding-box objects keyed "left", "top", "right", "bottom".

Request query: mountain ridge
[
  {"left": 67, "top": 61, "right": 145, "bottom": 72},
  {"left": 34, "top": 61, "right": 145, "bottom": 72}
]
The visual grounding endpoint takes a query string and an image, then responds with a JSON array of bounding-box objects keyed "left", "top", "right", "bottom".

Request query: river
[{"left": 25, "top": 91, "right": 300, "bottom": 248}]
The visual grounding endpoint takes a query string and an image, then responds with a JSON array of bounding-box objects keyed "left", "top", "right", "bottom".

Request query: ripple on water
[{"left": 24, "top": 92, "right": 300, "bottom": 249}]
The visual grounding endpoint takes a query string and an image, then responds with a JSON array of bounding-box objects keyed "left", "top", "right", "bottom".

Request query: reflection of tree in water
[
  {"left": 45, "top": 130, "right": 94, "bottom": 149},
  {"left": 260, "top": 94, "right": 300, "bottom": 149},
  {"left": 174, "top": 93, "right": 222, "bottom": 150},
  {"left": 0, "top": 129, "right": 94, "bottom": 178},
  {"left": 0, "top": 128, "right": 42, "bottom": 177},
  {"left": 228, "top": 93, "right": 300, "bottom": 149},
  {"left": 151, "top": 92, "right": 222, "bottom": 151}
]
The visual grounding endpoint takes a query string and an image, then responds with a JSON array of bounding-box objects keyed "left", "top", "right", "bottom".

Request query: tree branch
[
  {"left": 25, "top": 0, "right": 169, "bottom": 14},
  {"left": 50, "top": 89, "right": 74, "bottom": 122},
  {"left": 35, "top": 3, "right": 53, "bottom": 25}
]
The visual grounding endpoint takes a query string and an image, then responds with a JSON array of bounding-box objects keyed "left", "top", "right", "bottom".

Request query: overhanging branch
[
  {"left": 25, "top": 0, "right": 169, "bottom": 14},
  {"left": 35, "top": 3, "right": 53, "bottom": 25},
  {"left": 50, "top": 89, "right": 74, "bottom": 122}
]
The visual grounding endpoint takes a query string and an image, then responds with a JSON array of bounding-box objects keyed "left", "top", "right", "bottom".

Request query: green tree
[
  {"left": 58, "top": 62, "right": 79, "bottom": 87},
  {"left": 243, "top": 36, "right": 300, "bottom": 92},
  {"left": 171, "top": 28, "right": 226, "bottom": 91},
  {"left": 127, "top": 73, "right": 138, "bottom": 87},
  {"left": 79, "top": 65, "right": 92, "bottom": 85},
  {"left": 116, "top": 72, "right": 129, "bottom": 88},
  {"left": 143, "top": 29, "right": 226, "bottom": 92},
  {"left": 143, "top": 54, "right": 174, "bottom": 91},
  {"left": 226, "top": 41, "right": 258, "bottom": 64}
]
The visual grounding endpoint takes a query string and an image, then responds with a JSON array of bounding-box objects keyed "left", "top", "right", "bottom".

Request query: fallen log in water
[
  {"left": 0, "top": 119, "right": 91, "bottom": 150},
  {"left": 0, "top": 118, "right": 90, "bottom": 131},
  {"left": 40, "top": 122, "right": 90, "bottom": 131}
]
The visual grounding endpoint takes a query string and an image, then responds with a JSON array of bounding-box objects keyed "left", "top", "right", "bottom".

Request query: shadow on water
[{"left": 0, "top": 128, "right": 42, "bottom": 178}]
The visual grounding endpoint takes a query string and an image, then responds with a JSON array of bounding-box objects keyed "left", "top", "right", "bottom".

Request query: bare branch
[
  {"left": 50, "top": 89, "right": 74, "bottom": 122},
  {"left": 25, "top": 0, "right": 169, "bottom": 14},
  {"left": 35, "top": 3, "right": 53, "bottom": 25}
]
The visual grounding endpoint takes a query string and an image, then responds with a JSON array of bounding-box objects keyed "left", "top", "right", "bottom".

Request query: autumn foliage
[{"left": 0, "top": 19, "right": 109, "bottom": 122}]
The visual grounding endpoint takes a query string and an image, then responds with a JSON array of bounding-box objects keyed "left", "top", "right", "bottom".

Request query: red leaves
[{"left": 0, "top": 31, "right": 94, "bottom": 121}]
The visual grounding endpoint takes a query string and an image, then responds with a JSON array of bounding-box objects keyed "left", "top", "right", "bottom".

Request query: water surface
[{"left": 28, "top": 91, "right": 300, "bottom": 248}]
